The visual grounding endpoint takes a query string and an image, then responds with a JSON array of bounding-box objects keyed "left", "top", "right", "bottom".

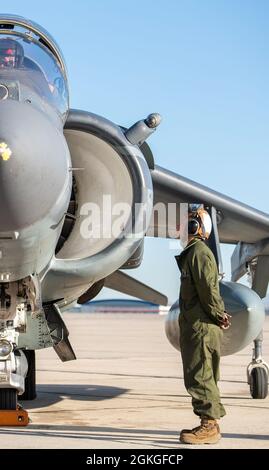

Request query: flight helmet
[{"left": 0, "top": 37, "right": 24, "bottom": 68}]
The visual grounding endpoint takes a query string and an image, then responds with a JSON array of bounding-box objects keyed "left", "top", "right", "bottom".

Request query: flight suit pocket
[
  {"left": 180, "top": 271, "right": 193, "bottom": 300},
  {"left": 191, "top": 320, "right": 209, "bottom": 336},
  {"left": 181, "top": 318, "right": 208, "bottom": 337},
  {"left": 205, "top": 323, "right": 222, "bottom": 354}
]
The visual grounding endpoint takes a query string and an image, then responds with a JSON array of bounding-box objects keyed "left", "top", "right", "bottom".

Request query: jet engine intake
[{"left": 42, "top": 110, "right": 153, "bottom": 305}]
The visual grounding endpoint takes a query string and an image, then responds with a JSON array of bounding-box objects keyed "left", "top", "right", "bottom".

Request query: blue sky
[{"left": 5, "top": 1, "right": 269, "bottom": 303}]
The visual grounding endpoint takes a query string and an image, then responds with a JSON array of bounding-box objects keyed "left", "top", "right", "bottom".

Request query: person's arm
[{"left": 190, "top": 250, "right": 226, "bottom": 325}]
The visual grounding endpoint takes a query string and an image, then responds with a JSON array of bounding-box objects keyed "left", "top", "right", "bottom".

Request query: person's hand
[{"left": 219, "top": 312, "right": 232, "bottom": 330}]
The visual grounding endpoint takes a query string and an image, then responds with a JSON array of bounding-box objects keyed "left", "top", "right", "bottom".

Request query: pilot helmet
[
  {"left": 188, "top": 206, "right": 212, "bottom": 240},
  {"left": 0, "top": 37, "right": 24, "bottom": 68}
]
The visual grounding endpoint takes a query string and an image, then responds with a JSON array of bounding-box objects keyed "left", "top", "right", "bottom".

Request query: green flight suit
[{"left": 175, "top": 238, "right": 226, "bottom": 420}]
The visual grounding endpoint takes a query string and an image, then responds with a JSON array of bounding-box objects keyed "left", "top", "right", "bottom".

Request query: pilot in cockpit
[
  {"left": 0, "top": 35, "right": 66, "bottom": 114},
  {"left": 0, "top": 37, "right": 59, "bottom": 99},
  {"left": 0, "top": 37, "right": 24, "bottom": 69}
]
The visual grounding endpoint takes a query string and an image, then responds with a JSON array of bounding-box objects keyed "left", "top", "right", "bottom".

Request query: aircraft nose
[{"left": 0, "top": 100, "right": 70, "bottom": 231}]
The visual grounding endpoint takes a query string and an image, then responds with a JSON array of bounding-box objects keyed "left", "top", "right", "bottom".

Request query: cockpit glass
[{"left": 0, "top": 33, "right": 69, "bottom": 121}]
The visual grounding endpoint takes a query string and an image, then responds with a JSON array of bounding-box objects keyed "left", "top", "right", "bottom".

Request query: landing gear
[
  {"left": 0, "top": 388, "right": 29, "bottom": 426},
  {"left": 0, "top": 388, "right": 17, "bottom": 410},
  {"left": 230, "top": 243, "right": 269, "bottom": 399},
  {"left": 0, "top": 350, "right": 30, "bottom": 426},
  {"left": 247, "top": 333, "right": 269, "bottom": 399},
  {"left": 20, "top": 350, "right": 36, "bottom": 400},
  {"left": 249, "top": 367, "right": 268, "bottom": 399}
]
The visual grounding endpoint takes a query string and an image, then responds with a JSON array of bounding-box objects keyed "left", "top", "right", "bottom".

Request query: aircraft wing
[
  {"left": 147, "top": 165, "right": 269, "bottom": 244},
  {"left": 104, "top": 270, "right": 168, "bottom": 306},
  {"left": 42, "top": 111, "right": 269, "bottom": 305},
  {"left": 77, "top": 271, "right": 168, "bottom": 306}
]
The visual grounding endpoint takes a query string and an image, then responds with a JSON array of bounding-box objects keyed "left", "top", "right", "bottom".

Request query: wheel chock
[{"left": 0, "top": 405, "right": 29, "bottom": 426}]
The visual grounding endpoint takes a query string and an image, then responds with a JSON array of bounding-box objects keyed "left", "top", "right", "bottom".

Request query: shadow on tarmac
[
  {"left": 20, "top": 384, "right": 128, "bottom": 409},
  {"left": 0, "top": 424, "right": 179, "bottom": 448},
  {"left": 0, "top": 425, "right": 268, "bottom": 448}
]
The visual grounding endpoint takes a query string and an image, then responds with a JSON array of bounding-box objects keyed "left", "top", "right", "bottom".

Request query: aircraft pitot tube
[{"left": 165, "top": 281, "right": 265, "bottom": 356}]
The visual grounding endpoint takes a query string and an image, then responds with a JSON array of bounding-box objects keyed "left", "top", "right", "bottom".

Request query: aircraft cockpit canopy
[{"left": 0, "top": 15, "right": 69, "bottom": 121}]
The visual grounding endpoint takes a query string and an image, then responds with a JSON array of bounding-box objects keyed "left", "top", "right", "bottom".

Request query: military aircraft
[{"left": 0, "top": 14, "right": 268, "bottom": 415}]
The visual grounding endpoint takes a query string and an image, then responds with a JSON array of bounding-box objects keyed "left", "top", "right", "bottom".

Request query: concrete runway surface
[{"left": 0, "top": 312, "right": 268, "bottom": 449}]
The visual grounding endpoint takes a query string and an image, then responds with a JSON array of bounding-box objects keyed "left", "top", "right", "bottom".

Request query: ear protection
[
  {"left": 188, "top": 217, "right": 200, "bottom": 235},
  {"left": 187, "top": 208, "right": 212, "bottom": 239}
]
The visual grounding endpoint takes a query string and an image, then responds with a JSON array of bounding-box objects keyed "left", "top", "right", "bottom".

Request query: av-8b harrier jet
[{"left": 0, "top": 14, "right": 268, "bottom": 418}]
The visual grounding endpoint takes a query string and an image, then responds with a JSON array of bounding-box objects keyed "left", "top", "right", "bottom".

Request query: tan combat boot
[{"left": 179, "top": 417, "right": 221, "bottom": 444}]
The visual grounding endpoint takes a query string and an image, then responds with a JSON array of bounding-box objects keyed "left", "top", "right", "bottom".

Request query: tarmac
[{"left": 0, "top": 312, "right": 268, "bottom": 449}]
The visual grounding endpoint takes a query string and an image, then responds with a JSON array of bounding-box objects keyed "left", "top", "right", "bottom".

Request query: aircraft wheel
[
  {"left": 20, "top": 350, "right": 36, "bottom": 400},
  {"left": 250, "top": 367, "right": 268, "bottom": 399},
  {"left": 0, "top": 388, "right": 17, "bottom": 410}
]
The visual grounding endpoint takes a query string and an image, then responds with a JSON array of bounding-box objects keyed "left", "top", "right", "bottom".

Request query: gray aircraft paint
[
  {"left": 41, "top": 110, "right": 153, "bottom": 306},
  {"left": 149, "top": 165, "right": 269, "bottom": 243},
  {"left": 0, "top": 14, "right": 267, "bottom": 377}
]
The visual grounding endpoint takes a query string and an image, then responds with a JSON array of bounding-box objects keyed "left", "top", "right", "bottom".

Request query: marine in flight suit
[{"left": 175, "top": 208, "right": 231, "bottom": 444}]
